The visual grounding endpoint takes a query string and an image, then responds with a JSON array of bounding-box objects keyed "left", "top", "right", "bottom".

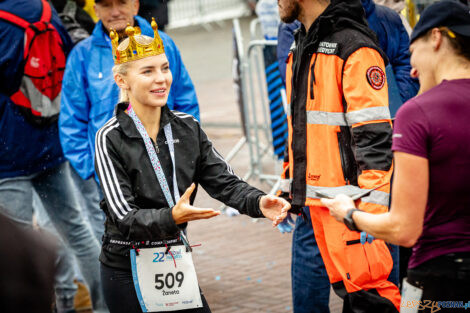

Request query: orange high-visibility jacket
[
  {"left": 282, "top": 42, "right": 393, "bottom": 212},
  {"left": 281, "top": 3, "right": 401, "bottom": 312}
]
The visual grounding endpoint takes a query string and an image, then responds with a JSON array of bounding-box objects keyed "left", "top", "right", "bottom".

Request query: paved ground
[{"left": 166, "top": 17, "right": 343, "bottom": 313}]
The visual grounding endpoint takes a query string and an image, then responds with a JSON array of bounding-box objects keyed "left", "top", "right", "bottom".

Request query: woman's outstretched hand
[
  {"left": 172, "top": 183, "right": 221, "bottom": 224},
  {"left": 259, "top": 195, "right": 291, "bottom": 227}
]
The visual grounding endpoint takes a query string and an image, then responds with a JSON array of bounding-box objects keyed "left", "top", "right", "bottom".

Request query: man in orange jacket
[{"left": 277, "top": 0, "right": 401, "bottom": 311}]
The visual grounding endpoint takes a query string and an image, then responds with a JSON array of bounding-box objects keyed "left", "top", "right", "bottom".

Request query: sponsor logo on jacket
[{"left": 308, "top": 173, "right": 321, "bottom": 182}]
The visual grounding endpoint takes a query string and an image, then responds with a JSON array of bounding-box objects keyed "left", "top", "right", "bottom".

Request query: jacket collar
[
  {"left": 115, "top": 102, "right": 177, "bottom": 139},
  {"left": 91, "top": 16, "right": 155, "bottom": 47},
  {"left": 296, "top": 0, "right": 376, "bottom": 51}
]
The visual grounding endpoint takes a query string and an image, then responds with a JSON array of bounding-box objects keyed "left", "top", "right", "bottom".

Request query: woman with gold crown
[{"left": 95, "top": 19, "right": 290, "bottom": 313}]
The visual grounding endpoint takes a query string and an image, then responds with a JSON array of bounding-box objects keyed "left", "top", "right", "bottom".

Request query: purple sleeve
[{"left": 391, "top": 100, "right": 429, "bottom": 159}]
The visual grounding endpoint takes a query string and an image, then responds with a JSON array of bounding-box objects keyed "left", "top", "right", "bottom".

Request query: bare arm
[{"left": 322, "top": 151, "right": 429, "bottom": 247}]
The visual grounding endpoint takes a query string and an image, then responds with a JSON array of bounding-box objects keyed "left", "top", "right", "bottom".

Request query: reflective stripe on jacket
[
  {"left": 285, "top": 31, "right": 393, "bottom": 214},
  {"left": 282, "top": 0, "right": 400, "bottom": 311}
]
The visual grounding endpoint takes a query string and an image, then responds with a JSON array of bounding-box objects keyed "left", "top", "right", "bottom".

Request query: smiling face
[
  {"left": 116, "top": 54, "right": 173, "bottom": 108},
  {"left": 278, "top": 0, "right": 301, "bottom": 23},
  {"left": 409, "top": 29, "right": 443, "bottom": 93},
  {"left": 95, "top": 0, "right": 139, "bottom": 34}
]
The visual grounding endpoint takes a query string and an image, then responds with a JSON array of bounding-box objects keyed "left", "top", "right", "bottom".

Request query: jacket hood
[{"left": 302, "top": 0, "right": 378, "bottom": 49}]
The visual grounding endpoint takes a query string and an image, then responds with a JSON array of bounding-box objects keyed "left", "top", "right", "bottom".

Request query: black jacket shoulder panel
[{"left": 322, "top": 28, "right": 388, "bottom": 64}]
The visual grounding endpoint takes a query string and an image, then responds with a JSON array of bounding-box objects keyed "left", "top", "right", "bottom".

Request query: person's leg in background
[
  {"left": 34, "top": 193, "right": 78, "bottom": 313},
  {"left": 0, "top": 174, "right": 35, "bottom": 228},
  {"left": 36, "top": 164, "right": 102, "bottom": 312},
  {"left": 69, "top": 164, "right": 103, "bottom": 311},
  {"left": 32, "top": 162, "right": 108, "bottom": 313},
  {"left": 69, "top": 164, "right": 105, "bottom": 242},
  {"left": 387, "top": 244, "right": 400, "bottom": 287},
  {"left": 0, "top": 172, "right": 76, "bottom": 311},
  {"left": 292, "top": 208, "right": 331, "bottom": 313}
]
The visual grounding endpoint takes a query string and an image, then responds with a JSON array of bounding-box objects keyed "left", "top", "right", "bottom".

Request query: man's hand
[
  {"left": 172, "top": 184, "right": 221, "bottom": 224},
  {"left": 259, "top": 195, "right": 291, "bottom": 227},
  {"left": 321, "top": 194, "right": 355, "bottom": 223}
]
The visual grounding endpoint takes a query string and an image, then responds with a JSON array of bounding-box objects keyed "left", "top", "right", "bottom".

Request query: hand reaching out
[
  {"left": 259, "top": 195, "right": 291, "bottom": 227},
  {"left": 172, "top": 183, "right": 221, "bottom": 224}
]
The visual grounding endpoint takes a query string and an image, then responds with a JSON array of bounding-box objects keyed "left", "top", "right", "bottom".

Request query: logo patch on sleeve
[{"left": 366, "top": 66, "right": 385, "bottom": 90}]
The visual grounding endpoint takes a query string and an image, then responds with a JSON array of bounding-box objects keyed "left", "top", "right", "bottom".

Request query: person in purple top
[{"left": 321, "top": 1, "right": 470, "bottom": 310}]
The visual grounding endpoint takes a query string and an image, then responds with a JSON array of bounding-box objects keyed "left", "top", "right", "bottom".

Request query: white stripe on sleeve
[{"left": 95, "top": 118, "right": 133, "bottom": 220}]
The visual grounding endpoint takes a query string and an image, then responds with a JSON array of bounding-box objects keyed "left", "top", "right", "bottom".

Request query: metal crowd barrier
[
  {"left": 225, "top": 18, "right": 285, "bottom": 197},
  {"left": 168, "top": 0, "right": 251, "bottom": 29}
]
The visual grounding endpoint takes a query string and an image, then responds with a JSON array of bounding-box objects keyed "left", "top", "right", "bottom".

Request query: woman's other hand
[
  {"left": 321, "top": 194, "right": 355, "bottom": 223},
  {"left": 259, "top": 195, "right": 291, "bottom": 227},
  {"left": 172, "top": 183, "right": 221, "bottom": 224}
]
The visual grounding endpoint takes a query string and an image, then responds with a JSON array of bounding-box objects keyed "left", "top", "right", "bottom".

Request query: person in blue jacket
[
  {"left": 0, "top": 0, "right": 107, "bottom": 312},
  {"left": 362, "top": 0, "right": 420, "bottom": 114},
  {"left": 59, "top": 0, "right": 200, "bottom": 183},
  {"left": 276, "top": 2, "right": 419, "bottom": 312},
  {"left": 59, "top": 1, "right": 200, "bottom": 268}
]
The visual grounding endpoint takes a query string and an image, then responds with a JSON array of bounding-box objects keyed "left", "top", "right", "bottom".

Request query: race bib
[{"left": 130, "top": 246, "right": 203, "bottom": 312}]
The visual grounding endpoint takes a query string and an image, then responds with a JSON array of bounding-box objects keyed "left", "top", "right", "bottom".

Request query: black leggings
[{"left": 101, "top": 263, "right": 212, "bottom": 313}]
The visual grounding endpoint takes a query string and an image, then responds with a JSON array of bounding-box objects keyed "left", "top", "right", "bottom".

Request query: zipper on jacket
[
  {"left": 150, "top": 138, "right": 159, "bottom": 153},
  {"left": 337, "top": 126, "right": 357, "bottom": 185},
  {"left": 337, "top": 130, "right": 349, "bottom": 184},
  {"left": 309, "top": 54, "right": 318, "bottom": 100}
]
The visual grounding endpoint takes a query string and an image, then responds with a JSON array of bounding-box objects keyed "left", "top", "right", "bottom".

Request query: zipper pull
[{"left": 154, "top": 143, "right": 159, "bottom": 153}]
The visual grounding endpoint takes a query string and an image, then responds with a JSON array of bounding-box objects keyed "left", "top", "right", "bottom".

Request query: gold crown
[{"left": 110, "top": 18, "right": 165, "bottom": 65}]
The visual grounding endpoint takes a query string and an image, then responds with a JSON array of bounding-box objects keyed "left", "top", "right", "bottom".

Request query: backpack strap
[
  {"left": 0, "top": 10, "right": 30, "bottom": 29},
  {"left": 0, "top": 0, "right": 51, "bottom": 28},
  {"left": 39, "top": 0, "right": 52, "bottom": 23}
]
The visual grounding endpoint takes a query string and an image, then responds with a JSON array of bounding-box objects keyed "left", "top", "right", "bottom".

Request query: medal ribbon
[
  {"left": 128, "top": 106, "right": 192, "bottom": 251},
  {"left": 128, "top": 106, "right": 180, "bottom": 207}
]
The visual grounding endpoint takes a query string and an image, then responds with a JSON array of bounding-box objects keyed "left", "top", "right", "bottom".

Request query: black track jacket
[{"left": 95, "top": 103, "right": 265, "bottom": 269}]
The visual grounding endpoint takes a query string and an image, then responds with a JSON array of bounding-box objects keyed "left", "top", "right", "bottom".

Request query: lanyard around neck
[{"left": 128, "top": 106, "right": 180, "bottom": 208}]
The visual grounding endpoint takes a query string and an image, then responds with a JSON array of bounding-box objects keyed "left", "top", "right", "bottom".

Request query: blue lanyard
[{"left": 128, "top": 107, "right": 180, "bottom": 207}]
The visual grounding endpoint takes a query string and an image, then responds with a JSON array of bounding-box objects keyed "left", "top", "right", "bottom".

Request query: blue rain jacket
[
  {"left": 277, "top": 21, "right": 300, "bottom": 84},
  {"left": 59, "top": 16, "right": 200, "bottom": 180},
  {"left": 0, "top": 0, "right": 72, "bottom": 179},
  {"left": 361, "top": 0, "right": 419, "bottom": 103}
]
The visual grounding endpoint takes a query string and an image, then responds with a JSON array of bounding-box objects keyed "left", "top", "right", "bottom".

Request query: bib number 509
[{"left": 155, "top": 272, "right": 184, "bottom": 290}]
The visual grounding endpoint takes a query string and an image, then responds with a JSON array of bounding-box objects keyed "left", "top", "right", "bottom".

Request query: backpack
[
  {"left": 0, "top": 0, "right": 66, "bottom": 127},
  {"left": 59, "top": 0, "right": 89, "bottom": 44}
]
